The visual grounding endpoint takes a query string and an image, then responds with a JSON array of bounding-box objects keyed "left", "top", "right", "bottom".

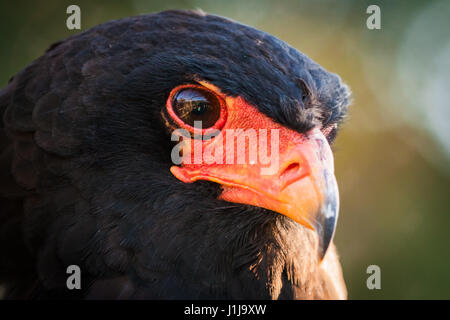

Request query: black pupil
[
  {"left": 172, "top": 88, "right": 221, "bottom": 128},
  {"left": 192, "top": 103, "right": 208, "bottom": 115}
]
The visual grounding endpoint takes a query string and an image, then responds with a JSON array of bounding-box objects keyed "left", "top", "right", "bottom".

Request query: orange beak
[{"left": 169, "top": 93, "right": 339, "bottom": 259}]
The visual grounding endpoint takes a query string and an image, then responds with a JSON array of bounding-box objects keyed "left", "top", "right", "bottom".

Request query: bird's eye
[{"left": 169, "top": 86, "right": 225, "bottom": 130}]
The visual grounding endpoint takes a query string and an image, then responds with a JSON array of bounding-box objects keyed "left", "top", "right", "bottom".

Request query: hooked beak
[{"left": 170, "top": 127, "right": 339, "bottom": 260}]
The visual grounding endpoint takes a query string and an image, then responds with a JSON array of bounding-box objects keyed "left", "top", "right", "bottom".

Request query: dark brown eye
[{"left": 172, "top": 88, "right": 222, "bottom": 128}]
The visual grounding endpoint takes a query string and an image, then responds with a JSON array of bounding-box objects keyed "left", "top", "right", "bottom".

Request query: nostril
[
  {"left": 279, "top": 162, "right": 304, "bottom": 190},
  {"left": 280, "top": 162, "right": 300, "bottom": 180}
]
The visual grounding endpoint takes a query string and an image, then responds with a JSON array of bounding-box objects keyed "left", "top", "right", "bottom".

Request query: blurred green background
[{"left": 1, "top": 0, "right": 449, "bottom": 299}]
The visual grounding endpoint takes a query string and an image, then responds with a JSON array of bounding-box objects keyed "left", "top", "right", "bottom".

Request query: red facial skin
[
  {"left": 169, "top": 81, "right": 339, "bottom": 256},
  {"left": 167, "top": 81, "right": 339, "bottom": 259}
]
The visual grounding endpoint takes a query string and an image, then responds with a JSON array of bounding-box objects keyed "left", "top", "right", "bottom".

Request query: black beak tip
[
  {"left": 315, "top": 190, "right": 339, "bottom": 260},
  {"left": 316, "top": 214, "right": 337, "bottom": 260},
  {"left": 316, "top": 168, "right": 339, "bottom": 261}
]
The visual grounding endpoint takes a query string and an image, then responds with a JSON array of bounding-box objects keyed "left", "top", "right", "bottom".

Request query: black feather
[{"left": 0, "top": 10, "right": 349, "bottom": 299}]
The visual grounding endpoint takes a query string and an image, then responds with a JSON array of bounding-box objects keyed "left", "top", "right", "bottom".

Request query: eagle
[{"left": 0, "top": 10, "right": 350, "bottom": 299}]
